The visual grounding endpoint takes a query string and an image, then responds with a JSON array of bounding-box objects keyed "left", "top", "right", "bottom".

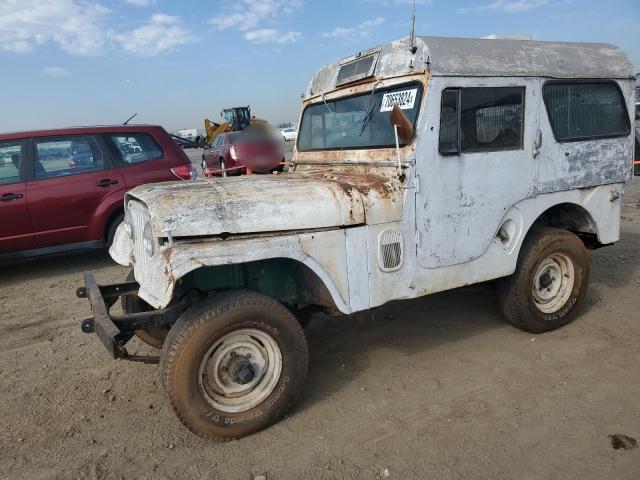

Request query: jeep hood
[{"left": 127, "top": 172, "right": 401, "bottom": 238}]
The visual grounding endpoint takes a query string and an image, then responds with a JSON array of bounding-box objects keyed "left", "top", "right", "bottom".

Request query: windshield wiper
[{"left": 359, "top": 81, "right": 383, "bottom": 136}]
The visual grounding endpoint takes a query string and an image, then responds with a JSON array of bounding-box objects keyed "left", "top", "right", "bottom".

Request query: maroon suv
[{"left": 0, "top": 125, "right": 196, "bottom": 260}]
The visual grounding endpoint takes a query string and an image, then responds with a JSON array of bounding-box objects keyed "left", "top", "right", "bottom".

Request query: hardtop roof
[
  {"left": 305, "top": 36, "right": 635, "bottom": 99},
  {"left": 419, "top": 36, "right": 635, "bottom": 79}
]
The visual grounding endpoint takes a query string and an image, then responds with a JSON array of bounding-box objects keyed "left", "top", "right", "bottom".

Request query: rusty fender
[{"left": 132, "top": 229, "right": 355, "bottom": 314}]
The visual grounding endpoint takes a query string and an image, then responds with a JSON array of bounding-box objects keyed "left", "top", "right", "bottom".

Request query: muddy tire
[
  {"left": 121, "top": 270, "right": 169, "bottom": 349},
  {"left": 159, "top": 291, "right": 308, "bottom": 441},
  {"left": 498, "top": 227, "right": 589, "bottom": 334}
]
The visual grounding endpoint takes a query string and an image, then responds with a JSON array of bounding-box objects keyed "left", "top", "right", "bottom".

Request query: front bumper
[{"left": 77, "top": 272, "right": 191, "bottom": 359}]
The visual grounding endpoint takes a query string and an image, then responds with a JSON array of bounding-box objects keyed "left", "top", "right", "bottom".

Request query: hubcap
[
  {"left": 531, "top": 252, "right": 575, "bottom": 314},
  {"left": 198, "top": 329, "right": 282, "bottom": 413}
]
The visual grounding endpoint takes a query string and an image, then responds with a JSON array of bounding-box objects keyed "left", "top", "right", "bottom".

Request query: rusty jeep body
[{"left": 80, "top": 36, "right": 636, "bottom": 440}]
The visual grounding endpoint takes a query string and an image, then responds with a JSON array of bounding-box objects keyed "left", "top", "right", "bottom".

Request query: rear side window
[
  {"left": 439, "top": 87, "right": 525, "bottom": 154},
  {"left": 107, "top": 133, "right": 163, "bottom": 165},
  {"left": 543, "top": 82, "right": 630, "bottom": 141},
  {"left": 0, "top": 141, "right": 23, "bottom": 185},
  {"left": 35, "top": 136, "right": 104, "bottom": 179}
]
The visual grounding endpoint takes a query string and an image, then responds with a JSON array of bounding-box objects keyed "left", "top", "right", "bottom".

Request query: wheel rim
[
  {"left": 198, "top": 328, "right": 282, "bottom": 413},
  {"left": 201, "top": 160, "right": 207, "bottom": 172},
  {"left": 531, "top": 252, "right": 575, "bottom": 314}
]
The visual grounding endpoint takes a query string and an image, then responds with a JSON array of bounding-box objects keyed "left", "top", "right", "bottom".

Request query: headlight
[
  {"left": 123, "top": 222, "right": 133, "bottom": 239},
  {"left": 230, "top": 145, "right": 238, "bottom": 160},
  {"left": 143, "top": 221, "right": 156, "bottom": 256}
]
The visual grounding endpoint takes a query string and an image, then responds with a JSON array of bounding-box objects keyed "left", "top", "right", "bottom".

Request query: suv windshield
[{"left": 297, "top": 83, "right": 423, "bottom": 151}]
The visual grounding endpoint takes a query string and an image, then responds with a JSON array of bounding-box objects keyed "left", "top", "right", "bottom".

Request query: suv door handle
[
  {"left": 0, "top": 193, "right": 23, "bottom": 202},
  {"left": 95, "top": 179, "right": 119, "bottom": 188}
]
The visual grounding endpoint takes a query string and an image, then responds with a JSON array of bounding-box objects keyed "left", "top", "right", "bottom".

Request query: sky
[{"left": 0, "top": 0, "right": 638, "bottom": 133}]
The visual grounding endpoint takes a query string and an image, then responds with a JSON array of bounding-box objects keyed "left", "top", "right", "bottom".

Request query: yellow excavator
[{"left": 204, "top": 106, "right": 269, "bottom": 146}]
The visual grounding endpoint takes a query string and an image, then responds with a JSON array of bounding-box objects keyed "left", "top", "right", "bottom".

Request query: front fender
[{"left": 136, "top": 229, "right": 352, "bottom": 314}]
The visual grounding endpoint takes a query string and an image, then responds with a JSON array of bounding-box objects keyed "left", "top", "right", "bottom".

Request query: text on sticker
[{"left": 380, "top": 89, "right": 418, "bottom": 112}]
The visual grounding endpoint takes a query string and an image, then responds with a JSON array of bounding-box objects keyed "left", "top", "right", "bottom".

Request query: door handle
[
  {"left": 95, "top": 179, "right": 119, "bottom": 187},
  {"left": 0, "top": 193, "right": 23, "bottom": 202},
  {"left": 532, "top": 128, "right": 542, "bottom": 158}
]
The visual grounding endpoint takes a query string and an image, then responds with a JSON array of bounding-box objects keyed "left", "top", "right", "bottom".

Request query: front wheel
[
  {"left": 159, "top": 291, "right": 309, "bottom": 440},
  {"left": 201, "top": 158, "right": 207, "bottom": 172},
  {"left": 498, "top": 227, "right": 589, "bottom": 333}
]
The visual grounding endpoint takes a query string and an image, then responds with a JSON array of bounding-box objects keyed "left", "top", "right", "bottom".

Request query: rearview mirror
[{"left": 390, "top": 106, "right": 414, "bottom": 144}]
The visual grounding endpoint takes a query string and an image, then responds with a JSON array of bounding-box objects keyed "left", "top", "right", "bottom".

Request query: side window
[
  {"left": 107, "top": 133, "right": 163, "bottom": 165},
  {"left": 0, "top": 141, "right": 23, "bottom": 185},
  {"left": 439, "top": 87, "right": 525, "bottom": 154},
  {"left": 35, "top": 136, "right": 104, "bottom": 180},
  {"left": 543, "top": 82, "right": 630, "bottom": 141}
]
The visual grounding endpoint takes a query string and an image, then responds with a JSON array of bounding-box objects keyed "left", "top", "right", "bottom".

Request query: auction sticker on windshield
[{"left": 380, "top": 88, "right": 418, "bottom": 112}]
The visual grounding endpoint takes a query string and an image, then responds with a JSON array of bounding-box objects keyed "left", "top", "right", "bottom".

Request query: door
[
  {"left": 0, "top": 139, "right": 36, "bottom": 254},
  {"left": 417, "top": 79, "right": 539, "bottom": 269},
  {"left": 101, "top": 131, "right": 170, "bottom": 187},
  {"left": 213, "top": 134, "right": 227, "bottom": 164},
  {"left": 27, "top": 135, "right": 125, "bottom": 248}
]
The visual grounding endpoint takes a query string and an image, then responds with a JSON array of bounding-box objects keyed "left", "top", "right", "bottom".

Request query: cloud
[
  {"left": 0, "top": 0, "right": 195, "bottom": 56},
  {"left": 43, "top": 66, "right": 70, "bottom": 77},
  {"left": 125, "top": 0, "right": 156, "bottom": 5},
  {"left": 243, "top": 29, "right": 302, "bottom": 44},
  {"left": 113, "top": 14, "right": 195, "bottom": 56},
  {"left": 209, "top": 0, "right": 302, "bottom": 32},
  {"left": 322, "top": 17, "right": 386, "bottom": 41},
  {"left": 458, "top": 0, "right": 549, "bottom": 14},
  {"left": 0, "top": 0, "right": 110, "bottom": 55}
]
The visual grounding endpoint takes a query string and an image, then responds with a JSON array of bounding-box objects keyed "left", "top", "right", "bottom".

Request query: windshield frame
[{"left": 296, "top": 81, "right": 424, "bottom": 153}]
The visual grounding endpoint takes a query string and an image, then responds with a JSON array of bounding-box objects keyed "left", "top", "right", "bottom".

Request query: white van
[{"left": 80, "top": 36, "right": 636, "bottom": 440}]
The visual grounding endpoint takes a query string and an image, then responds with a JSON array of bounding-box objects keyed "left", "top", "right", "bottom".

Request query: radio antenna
[
  {"left": 409, "top": 0, "right": 417, "bottom": 54},
  {"left": 123, "top": 113, "right": 138, "bottom": 125}
]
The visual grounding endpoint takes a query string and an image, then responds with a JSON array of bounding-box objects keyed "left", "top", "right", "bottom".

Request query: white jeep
[{"left": 79, "top": 36, "right": 636, "bottom": 440}]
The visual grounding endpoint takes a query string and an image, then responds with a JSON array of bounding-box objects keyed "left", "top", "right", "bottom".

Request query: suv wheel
[
  {"left": 498, "top": 227, "right": 589, "bottom": 333},
  {"left": 160, "top": 291, "right": 308, "bottom": 440},
  {"left": 201, "top": 158, "right": 207, "bottom": 173}
]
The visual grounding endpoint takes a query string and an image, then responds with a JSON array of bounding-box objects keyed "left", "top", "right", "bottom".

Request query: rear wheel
[
  {"left": 121, "top": 270, "right": 169, "bottom": 349},
  {"left": 498, "top": 227, "right": 589, "bottom": 333},
  {"left": 160, "top": 291, "right": 308, "bottom": 440}
]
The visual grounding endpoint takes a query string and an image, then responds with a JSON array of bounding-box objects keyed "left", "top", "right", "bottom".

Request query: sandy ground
[{"left": 1, "top": 175, "right": 639, "bottom": 480}]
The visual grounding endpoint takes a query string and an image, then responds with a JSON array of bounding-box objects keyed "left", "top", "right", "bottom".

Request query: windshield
[{"left": 297, "top": 83, "right": 423, "bottom": 151}]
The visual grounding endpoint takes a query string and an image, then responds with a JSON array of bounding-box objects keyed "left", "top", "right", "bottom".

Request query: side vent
[{"left": 378, "top": 229, "right": 403, "bottom": 272}]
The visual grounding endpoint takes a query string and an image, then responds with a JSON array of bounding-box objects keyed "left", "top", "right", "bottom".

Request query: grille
[
  {"left": 127, "top": 199, "right": 151, "bottom": 275},
  {"left": 378, "top": 230, "right": 403, "bottom": 272}
]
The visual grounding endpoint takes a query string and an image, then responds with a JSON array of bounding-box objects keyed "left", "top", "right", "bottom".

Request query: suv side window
[
  {"left": 106, "top": 133, "right": 164, "bottom": 165},
  {"left": 439, "top": 87, "right": 525, "bottom": 154},
  {"left": 543, "top": 82, "right": 630, "bottom": 141},
  {"left": 0, "top": 141, "right": 24, "bottom": 185},
  {"left": 34, "top": 136, "right": 104, "bottom": 180}
]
